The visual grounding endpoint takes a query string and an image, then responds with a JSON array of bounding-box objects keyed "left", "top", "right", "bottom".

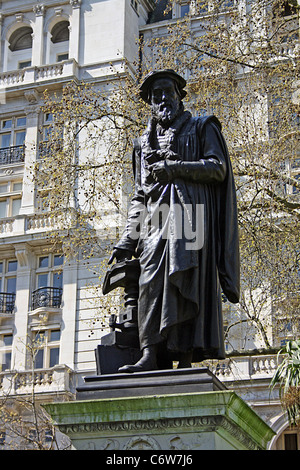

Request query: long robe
[{"left": 115, "top": 112, "right": 240, "bottom": 361}]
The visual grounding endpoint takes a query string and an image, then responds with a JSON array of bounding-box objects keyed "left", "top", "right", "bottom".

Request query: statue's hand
[
  {"left": 157, "top": 150, "right": 180, "bottom": 161},
  {"left": 108, "top": 248, "right": 133, "bottom": 264},
  {"left": 149, "top": 160, "right": 181, "bottom": 183},
  {"left": 149, "top": 161, "right": 171, "bottom": 183}
]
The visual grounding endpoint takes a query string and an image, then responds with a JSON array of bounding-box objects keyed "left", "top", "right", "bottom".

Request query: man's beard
[{"left": 151, "top": 101, "right": 181, "bottom": 127}]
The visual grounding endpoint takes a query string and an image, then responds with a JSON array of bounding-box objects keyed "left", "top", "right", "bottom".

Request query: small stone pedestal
[{"left": 44, "top": 368, "right": 275, "bottom": 450}]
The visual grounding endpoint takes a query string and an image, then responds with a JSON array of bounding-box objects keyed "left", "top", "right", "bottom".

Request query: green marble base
[{"left": 44, "top": 388, "right": 275, "bottom": 450}]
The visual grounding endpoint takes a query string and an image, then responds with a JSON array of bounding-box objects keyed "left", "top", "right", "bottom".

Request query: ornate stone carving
[
  {"left": 70, "top": 0, "right": 82, "bottom": 8},
  {"left": 15, "top": 13, "right": 23, "bottom": 23},
  {"left": 57, "top": 414, "right": 261, "bottom": 450},
  {"left": 24, "top": 90, "right": 38, "bottom": 104},
  {"left": 123, "top": 435, "right": 160, "bottom": 450},
  {"left": 33, "top": 4, "right": 45, "bottom": 16}
]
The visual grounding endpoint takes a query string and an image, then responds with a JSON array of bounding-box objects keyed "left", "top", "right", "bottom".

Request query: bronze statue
[{"left": 107, "top": 69, "right": 240, "bottom": 373}]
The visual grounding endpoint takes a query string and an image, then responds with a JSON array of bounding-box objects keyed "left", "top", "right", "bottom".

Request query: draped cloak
[{"left": 115, "top": 112, "right": 240, "bottom": 361}]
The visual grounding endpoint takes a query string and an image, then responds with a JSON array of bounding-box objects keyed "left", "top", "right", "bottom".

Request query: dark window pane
[
  {"left": 8, "top": 260, "right": 17, "bottom": 272},
  {"left": 34, "top": 349, "right": 44, "bottom": 369},
  {"left": 50, "top": 330, "right": 60, "bottom": 342},
  {"left": 39, "top": 256, "right": 49, "bottom": 268},
  {"left": 284, "top": 433, "right": 298, "bottom": 450},
  {"left": 49, "top": 348, "right": 59, "bottom": 367}
]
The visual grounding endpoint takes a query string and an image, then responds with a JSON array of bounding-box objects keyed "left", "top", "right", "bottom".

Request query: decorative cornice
[{"left": 58, "top": 415, "right": 261, "bottom": 450}]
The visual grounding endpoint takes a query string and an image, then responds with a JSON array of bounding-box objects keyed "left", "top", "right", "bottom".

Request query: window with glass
[
  {"left": 38, "top": 112, "right": 64, "bottom": 161},
  {"left": 32, "top": 254, "right": 63, "bottom": 310},
  {"left": 49, "top": 21, "right": 70, "bottom": 65},
  {"left": 18, "top": 60, "right": 32, "bottom": 69},
  {"left": 0, "top": 117, "right": 26, "bottom": 149},
  {"left": 36, "top": 254, "right": 64, "bottom": 290},
  {"left": 33, "top": 328, "right": 60, "bottom": 369},
  {"left": 180, "top": 3, "right": 190, "bottom": 17},
  {"left": 0, "top": 259, "right": 17, "bottom": 295},
  {"left": 0, "top": 260, "right": 17, "bottom": 314},
  {"left": 0, "top": 333, "right": 13, "bottom": 371},
  {"left": 38, "top": 113, "right": 54, "bottom": 159},
  {"left": 0, "top": 181, "right": 23, "bottom": 218},
  {"left": 43, "top": 113, "right": 53, "bottom": 141},
  {"left": 57, "top": 53, "right": 69, "bottom": 62}
]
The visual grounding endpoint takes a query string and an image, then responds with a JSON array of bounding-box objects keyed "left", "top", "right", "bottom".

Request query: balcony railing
[
  {"left": 0, "top": 292, "right": 15, "bottom": 314},
  {"left": 0, "top": 365, "right": 75, "bottom": 397},
  {"left": 31, "top": 287, "right": 62, "bottom": 310},
  {"left": 0, "top": 145, "right": 25, "bottom": 165}
]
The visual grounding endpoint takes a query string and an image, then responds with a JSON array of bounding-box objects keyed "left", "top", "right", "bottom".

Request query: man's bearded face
[{"left": 150, "top": 78, "right": 181, "bottom": 127}]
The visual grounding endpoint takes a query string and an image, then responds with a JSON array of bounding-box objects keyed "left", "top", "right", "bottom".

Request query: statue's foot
[{"left": 118, "top": 346, "right": 157, "bottom": 373}]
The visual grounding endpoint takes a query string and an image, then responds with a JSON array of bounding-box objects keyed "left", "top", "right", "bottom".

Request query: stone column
[
  {"left": 69, "top": 0, "right": 81, "bottom": 63},
  {"left": 0, "top": 14, "right": 3, "bottom": 72},
  {"left": 12, "top": 243, "right": 34, "bottom": 370},
  {"left": 32, "top": 4, "right": 45, "bottom": 66},
  {"left": 19, "top": 98, "right": 40, "bottom": 215},
  {"left": 59, "top": 256, "right": 78, "bottom": 368}
]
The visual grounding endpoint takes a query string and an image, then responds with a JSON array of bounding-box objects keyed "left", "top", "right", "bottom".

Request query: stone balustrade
[
  {"left": 0, "top": 365, "right": 74, "bottom": 397},
  {"left": 0, "top": 217, "right": 14, "bottom": 235},
  {"left": 0, "top": 60, "right": 78, "bottom": 89},
  {"left": 0, "top": 355, "right": 282, "bottom": 400},
  {"left": 203, "top": 354, "right": 281, "bottom": 382},
  {"left": 0, "top": 58, "right": 126, "bottom": 90},
  {"left": 0, "top": 212, "right": 70, "bottom": 237},
  {"left": 26, "top": 213, "right": 60, "bottom": 231}
]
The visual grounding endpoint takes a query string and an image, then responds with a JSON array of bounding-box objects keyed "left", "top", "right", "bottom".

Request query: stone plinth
[
  {"left": 44, "top": 368, "right": 275, "bottom": 450},
  {"left": 76, "top": 367, "right": 226, "bottom": 399}
]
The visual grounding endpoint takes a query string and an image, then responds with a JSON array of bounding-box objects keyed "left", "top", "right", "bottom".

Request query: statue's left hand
[
  {"left": 108, "top": 248, "right": 133, "bottom": 264},
  {"left": 149, "top": 160, "right": 180, "bottom": 183}
]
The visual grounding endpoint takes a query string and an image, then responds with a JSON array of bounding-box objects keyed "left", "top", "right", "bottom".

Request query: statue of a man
[{"left": 108, "top": 70, "right": 240, "bottom": 373}]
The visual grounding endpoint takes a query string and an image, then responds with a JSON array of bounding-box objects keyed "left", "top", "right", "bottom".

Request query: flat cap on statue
[{"left": 139, "top": 69, "right": 187, "bottom": 103}]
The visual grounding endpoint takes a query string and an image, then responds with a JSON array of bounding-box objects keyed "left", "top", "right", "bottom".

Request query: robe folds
[{"left": 115, "top": 112, "right": 240, "bottom": 361}]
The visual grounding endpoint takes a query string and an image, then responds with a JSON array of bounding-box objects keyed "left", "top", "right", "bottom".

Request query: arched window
[
  {"left": 51, "top": 21, "right": 69, "bottom": 44},
  {"left": 9, "top": 26, "right": 33, "bottom": 51},
  {"left": 6, "top": 26, "right": 33, "bottom": 70},
  {"left": 48, "top": 21, "right": 70, "bottom": 63}
]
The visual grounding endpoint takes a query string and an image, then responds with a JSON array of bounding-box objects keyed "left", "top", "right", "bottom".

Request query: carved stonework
[
  {"left": 54, "top": 7, "right": 63, "bottom": 17},
  {"left": 123, "top": 435, "right": 160, "bottom": 450},
  {"left": 58, "top": 415, "right": 261, "bottom": 450},
  {"left": 33, "top": 4, "right": 45, "bottom": 16},
  {"left": 70, "top": 0, "right": 82, "bottom": 8},
  {"left": 15, "top": 243, "right": 33, "bottom": 268},
  {"left": 15, "top": 13, "right": 23, "bottom": 23},
  {"left": 24, "top": 89, "right": 38, "bottom": 104}
]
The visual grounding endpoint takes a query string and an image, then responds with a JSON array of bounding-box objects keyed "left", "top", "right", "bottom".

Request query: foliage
[
  {"left": 33, "top": 0, "right": 300, "bottom": 352},
  {"left": 270, "top": 339, "right": 300, "bottom": 425},
  {"left": 35, "top": 75, "right": 148, "bottom": 260},
  {"left": 0, "top": 332, "right": 71, "bottom": 449}
]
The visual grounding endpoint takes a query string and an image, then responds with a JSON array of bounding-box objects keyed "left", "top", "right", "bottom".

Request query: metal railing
[
  {"left": 31, "top": 287, "right": 62, "bottom": 310},
  {"left": 0, "top": 292, "right": 15, "bottom": 314},
  {"left": 0, "top": 145, "right": 25, "bottom": 165}
]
